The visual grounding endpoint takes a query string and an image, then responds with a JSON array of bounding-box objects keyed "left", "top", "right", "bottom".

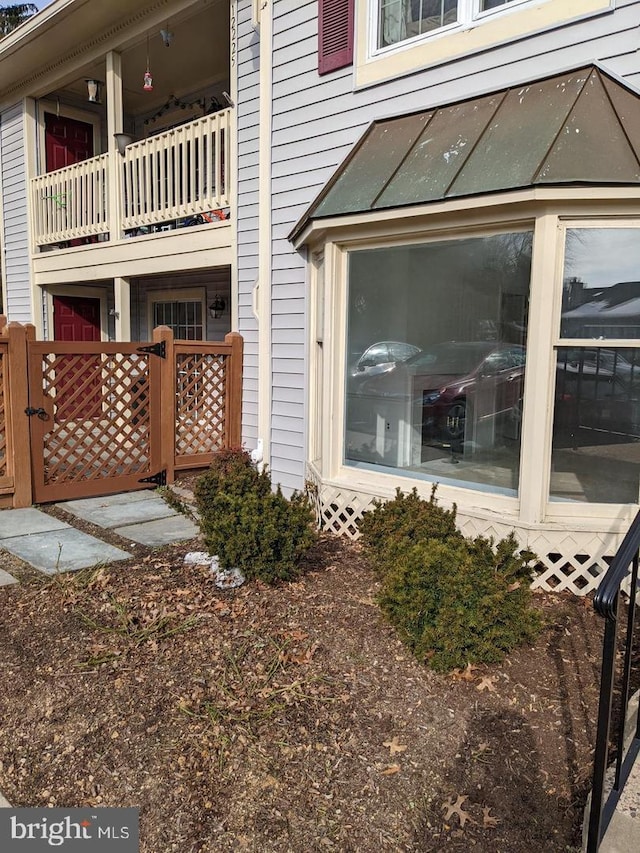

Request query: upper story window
[
  {"left": 378, "top": 0, "right": 526, "bottom": 49},
  {"left": 357, "top": 0, "right": 612, "bottom": 88}
]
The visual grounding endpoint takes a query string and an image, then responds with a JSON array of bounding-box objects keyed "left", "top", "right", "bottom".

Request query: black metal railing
[{"left": 587, "top": 509, "right": 640, "bottom": 852}]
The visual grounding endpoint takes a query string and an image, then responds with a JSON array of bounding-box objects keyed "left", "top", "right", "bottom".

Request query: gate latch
[{"left": 25, "top": 407, "right": 49, "bottom": 420}]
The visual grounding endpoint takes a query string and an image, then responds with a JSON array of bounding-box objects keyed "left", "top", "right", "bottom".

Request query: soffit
[{"left": 292, "top": 66, "right": 640, "bottom": 242}]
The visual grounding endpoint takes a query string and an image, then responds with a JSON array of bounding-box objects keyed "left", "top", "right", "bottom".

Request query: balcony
[{"left": 30, "top": 109, "right": 231, "bottom": 250}]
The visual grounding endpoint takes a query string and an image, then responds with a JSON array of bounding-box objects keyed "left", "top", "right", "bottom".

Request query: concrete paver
[
  {"left": 0, "top": 527, "right": 131, "bottom": 574},
  {"left": 115, "top": 513, "right": 199, "bottom": 546},
  {"left": 0, "top": 508, "right": 68, "bottom": 539},
  {"left": 59, "top": 490, "right": 175, "bottom": 529},
  {"left": 0, "top": 568, "right": 18, "bottom": 586}
]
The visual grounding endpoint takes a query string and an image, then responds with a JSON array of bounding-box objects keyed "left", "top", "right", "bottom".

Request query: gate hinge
[
  {"left": 137, "top": 342, "right": 166, "bottom": 359},
  {"left": 139, "top": 470, "right": 167, "bottom": 487}
]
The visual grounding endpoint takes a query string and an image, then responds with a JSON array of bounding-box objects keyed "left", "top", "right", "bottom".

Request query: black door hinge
[
  {"left": 139, "top": 470, "right": 167, "bottom": 487},
  {"left": 137, "top": 342, "right": 166, "bottom": 359}
]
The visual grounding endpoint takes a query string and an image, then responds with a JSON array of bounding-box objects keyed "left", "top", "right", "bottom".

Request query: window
[
  {"left": 378, "top": 0, "right": 524, "bottom": 49},
  {"left": 550, "top": 227, "right": 640, "bottom": 504},
  {"left": 149, "top": 289, "right": 206, "bottom": 340},
  {"left": 344, "top": 230, "right": 532, "bottom": 496},
  {"left": 357, "top": 1, "right": 612, "bottom": 88}
]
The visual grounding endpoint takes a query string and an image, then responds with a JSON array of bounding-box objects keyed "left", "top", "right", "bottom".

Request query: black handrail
[{"left": 587, "top": 509, "right": 640, "bottom": 852}]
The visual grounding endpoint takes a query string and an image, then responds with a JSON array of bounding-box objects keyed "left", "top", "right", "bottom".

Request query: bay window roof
[{"left": 291, "top": 65, "right": 640, "bottom": 242}]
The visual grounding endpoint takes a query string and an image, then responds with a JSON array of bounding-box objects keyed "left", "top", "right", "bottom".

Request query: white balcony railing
[
  {"left": 30, "top": 108, "right": 232, "bottom": 248},
  {"left": 121, "top": 109, "right": 230, "bottom": 230},
  {"left": 31, "top": 154, "right": 109, "bottom": 247}
]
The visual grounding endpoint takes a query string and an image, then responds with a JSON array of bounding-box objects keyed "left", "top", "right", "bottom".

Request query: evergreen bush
[
  {"left": 195, "top": 449, "right": 317, "bottom": 584},
  {"left": 378, "top": 532, "right": 541, "bottom": 672},
  {"left": 358, "top": 486, "right": 462, "bottom": 577}
]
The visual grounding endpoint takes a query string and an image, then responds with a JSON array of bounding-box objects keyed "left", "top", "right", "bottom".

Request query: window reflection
[
  {"left": 345, "top": 232, "right": 532, "bottom": 495},
  {"left": 551, "top": 347, "right": 640, "bottom": 503}
]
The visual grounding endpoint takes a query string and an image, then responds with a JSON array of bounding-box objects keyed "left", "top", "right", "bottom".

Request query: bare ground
[{"left": 0, "top": 516, "right": 602, "bottom": 852}]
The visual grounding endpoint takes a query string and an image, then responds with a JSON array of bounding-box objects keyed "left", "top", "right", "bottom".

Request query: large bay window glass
[
  {"left": 345, "top": 231, "right": 532, "bottom": 495},
  {"left": 550, "top": 227, "right": 640, "bottom": 504}
]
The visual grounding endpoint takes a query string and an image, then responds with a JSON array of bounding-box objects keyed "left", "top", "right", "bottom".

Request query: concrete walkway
[{"left": 0, "top": 490, "right": 199, "bottom": 579}]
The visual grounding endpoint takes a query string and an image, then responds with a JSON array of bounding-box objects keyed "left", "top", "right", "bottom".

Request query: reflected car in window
[
  {"left": 555, "top": 348, "right": 640, "bottom": 438},
  {"left": 349, "top": 341, "right": 421, "bottom": 383},
  {"left": 349, "top": 341, "right": 526, "bottom": 447}
]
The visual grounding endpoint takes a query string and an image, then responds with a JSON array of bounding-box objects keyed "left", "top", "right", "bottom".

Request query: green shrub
[
  {"left": 195, "top": 449, "right": 317, "bottom": 584},
  {"left": 194, "top": 447, "right": 271, "bottom": 505},
  {"left": 378, "top": 532, "right": 541, "bottom": 672},
  {"left": 358, "top": 486, "right": 462, "bottom": 577}
]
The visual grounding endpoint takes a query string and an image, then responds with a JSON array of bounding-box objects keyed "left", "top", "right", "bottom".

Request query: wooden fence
[{"left": 0, "top": 319, "right": 242, "bottom": 508}]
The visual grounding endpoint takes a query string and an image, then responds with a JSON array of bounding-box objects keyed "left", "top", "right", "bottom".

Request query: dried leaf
[
  {"left": 442, "top": 794, "right": 474, "bottom": 827},
  {"left": 451, "top": 663, "right": 479, "bottom": 681},
  {"left": 482, "top": 806, "right": 499, "bottom": 828},
  {"left": 380, "top": 764, "right": 400, "bottom": 776},
  {"left": 383, "top": 736, "right": 407, "bottom": 756},
  {"left": 476, "top": 676, "right": 498, "bottom": 693}
]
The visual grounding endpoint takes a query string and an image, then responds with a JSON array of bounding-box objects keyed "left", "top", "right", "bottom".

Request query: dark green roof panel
[
  {"left": 295, "top": 66, "right": 640, "bottom": 240},
  {"left": 312, "top": 111, "right": 433, "bottom": 218}
]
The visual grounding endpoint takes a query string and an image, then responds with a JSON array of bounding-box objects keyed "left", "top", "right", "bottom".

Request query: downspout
[{"left": 256, "top": 0, "right": 272, "bottom": 473}]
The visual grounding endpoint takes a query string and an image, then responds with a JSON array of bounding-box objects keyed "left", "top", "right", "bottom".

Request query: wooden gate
[
  {"left": 27, "top": 340, "right": 164, "bottom": 503},
  {"left": 24, "top": 329, "right": 243, "bottom": 505}
]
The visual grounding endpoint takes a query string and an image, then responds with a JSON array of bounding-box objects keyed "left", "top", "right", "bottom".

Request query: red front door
[
  {"left": 53, "top": 296, "right": 101, "bottom": 341},
  {"left": 45, "top": 114, "right": 94, "bottom": 172},
  {"left": 52, "top": 296, "right": 102, "bottom": 419}
]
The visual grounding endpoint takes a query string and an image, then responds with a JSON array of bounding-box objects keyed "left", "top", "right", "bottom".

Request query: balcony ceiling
[{"left": 0, "top": 0, "right": 229, "bottom": 112}]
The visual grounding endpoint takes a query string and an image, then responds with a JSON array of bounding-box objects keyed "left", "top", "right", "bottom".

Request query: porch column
[
  {"left": 113, "top": 277, "right": 131, "bottom": 341},
  {"left": 106, "top": 51, "right": 123, "bottom": 240}
]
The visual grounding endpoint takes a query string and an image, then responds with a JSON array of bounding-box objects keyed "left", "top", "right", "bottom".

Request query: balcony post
[
  {"left": 113, "top": 277, "right": 131, "bottom": 341},
  {"left": 106, "top": 50, "right": 123, "bottom": 241}
]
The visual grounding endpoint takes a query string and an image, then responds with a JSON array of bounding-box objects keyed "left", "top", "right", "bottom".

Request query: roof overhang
[{"left": 291, "top": 65, "right": 640, "bottom": 247}]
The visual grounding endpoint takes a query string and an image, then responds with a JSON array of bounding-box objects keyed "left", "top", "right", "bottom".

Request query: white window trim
[
  {"left": 147, "top": 287, "right": 206, "bottom": 340},
  {"left": 308, "top": 200, "right": 640, "bottom": 534},
  {"left": 356, "top": 0, "right": 614, "bottom": 89}
]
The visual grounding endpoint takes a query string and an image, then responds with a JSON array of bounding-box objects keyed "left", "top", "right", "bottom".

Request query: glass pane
[
  {"left": 379, "top": 0, "right": 458, "bottom": 48},
  {"left": 152, "top": 301, "right": 203, "bottom": 340},
  {"left": 550, "top": 346, "right": 640, "bottom": 503},
  {"left": 481, "top": 0, "right": 519, "bottom": 9},
  {"left": 561, "top": 228, "right": 640, "bottom": 339},
  {"left": 345, "top": 232, "right": 532, "bottom": 496}
]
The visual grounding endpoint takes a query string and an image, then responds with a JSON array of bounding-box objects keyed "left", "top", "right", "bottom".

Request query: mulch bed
[{"left": 0, "top": 518, "right": 602, "bottom": 852}]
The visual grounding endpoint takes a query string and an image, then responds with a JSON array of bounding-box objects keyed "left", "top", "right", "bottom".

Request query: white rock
[
  {"left": 184, "top": 551, "right": 214, "bottom": 566},
  {"left": 213, "top": 567, "right": 246, "bottom": 589}
]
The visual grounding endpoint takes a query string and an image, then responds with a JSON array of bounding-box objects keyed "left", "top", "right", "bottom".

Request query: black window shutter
[{"left": 318, "top": 0, "right": 354, "bottom": 76}]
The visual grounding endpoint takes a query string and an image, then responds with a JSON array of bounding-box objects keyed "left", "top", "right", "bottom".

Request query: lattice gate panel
[
  {"left": 305, "top": 465, "right": 624, "bottom": 596},
  {"left": 28, "top": 345, "right": 160, "bottom": 502},
  {"left": 175, "top": 351, "right": 227, "bottom": 466}
]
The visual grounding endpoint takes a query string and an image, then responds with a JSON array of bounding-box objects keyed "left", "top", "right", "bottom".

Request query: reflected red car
[{"left": 355, "top": 341, "right": 526, "bottom": 446}]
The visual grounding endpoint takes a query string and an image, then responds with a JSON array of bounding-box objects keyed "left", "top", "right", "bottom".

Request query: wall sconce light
[
  {"left": 209, "top": 296, "right": 226, "bottom": 319},
  {"left": 114, "top": 133, "right": 134, "bottom": 156},
  {"left": 86, "top": 79, "right": 102, "bottom": 103}
]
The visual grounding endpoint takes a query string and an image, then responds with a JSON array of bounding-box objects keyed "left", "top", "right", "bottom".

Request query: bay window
[
  {"left": 550, "top": 227, "right": 640, "bottom": 504},
  {"left": 345, "top": 230, "right": 532, "bottom": 496}
]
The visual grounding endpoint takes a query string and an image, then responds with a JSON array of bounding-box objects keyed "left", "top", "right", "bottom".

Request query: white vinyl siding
[
  {"left": 258, "top": 0, "right": 640, "bottom": 491},
  {"left": 1, "top": 102, "right": 31, "bottom": 322}
]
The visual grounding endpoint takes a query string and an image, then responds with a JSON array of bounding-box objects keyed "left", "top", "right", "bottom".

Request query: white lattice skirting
[{"left": 305, "top": 466, "right": 625, "bottom": 597}]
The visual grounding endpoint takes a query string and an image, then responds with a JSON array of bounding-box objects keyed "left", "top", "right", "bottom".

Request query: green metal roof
[{"left": 292, "top": 66, "right": 640, "bottom": 241}]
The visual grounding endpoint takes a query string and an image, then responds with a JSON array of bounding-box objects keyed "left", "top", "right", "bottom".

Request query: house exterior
[
  {"left": 3, "top": 0, "right": 640, "bottom": 593},
  {"left": 0, "top": 0, "right": 235, "bottom": 351},
  {"left": 235, "top": 0, "right": 640, "bottom": 595}
]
